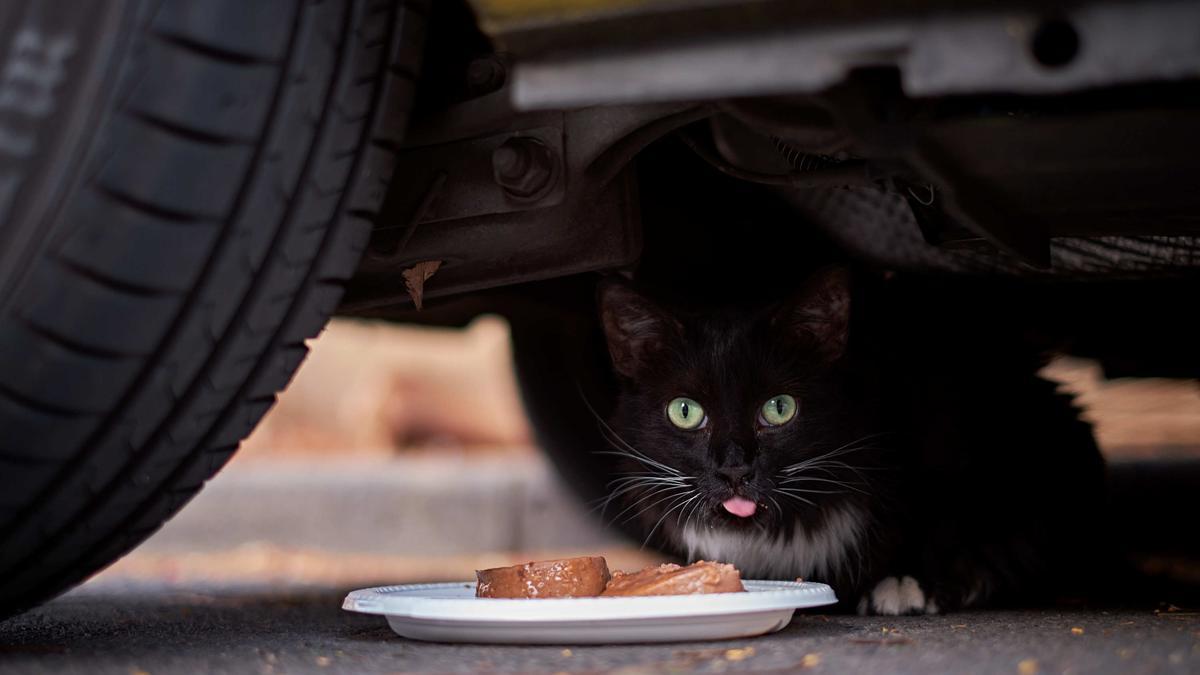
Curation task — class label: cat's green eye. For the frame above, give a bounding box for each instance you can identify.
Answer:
[760,394,797,426]
[666,397,706,430]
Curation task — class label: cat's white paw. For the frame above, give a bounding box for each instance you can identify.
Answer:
[859,575,938,615]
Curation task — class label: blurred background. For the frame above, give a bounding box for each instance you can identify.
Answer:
[90,317,1200,589]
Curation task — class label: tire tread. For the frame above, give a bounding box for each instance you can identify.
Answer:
[0,0,425,614]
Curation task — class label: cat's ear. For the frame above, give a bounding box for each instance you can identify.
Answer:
[776,267,852,361]
[598,278,681,379]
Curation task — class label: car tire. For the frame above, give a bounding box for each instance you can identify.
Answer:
[0,0,425,616]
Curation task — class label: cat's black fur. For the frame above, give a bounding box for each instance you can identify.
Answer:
[597,267,1106,614]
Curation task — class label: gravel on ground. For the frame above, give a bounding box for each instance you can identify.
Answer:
[1,582,1196,675]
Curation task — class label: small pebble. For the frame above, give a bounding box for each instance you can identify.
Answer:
[724,647,754,661]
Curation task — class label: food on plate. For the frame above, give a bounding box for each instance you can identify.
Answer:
[474,557,746,598]
[601,560,745,596]
[475,556,611,598]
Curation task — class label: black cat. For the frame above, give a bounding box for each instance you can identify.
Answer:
[596,267,1106,614]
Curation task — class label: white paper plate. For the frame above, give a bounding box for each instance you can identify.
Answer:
[343,580,837,644]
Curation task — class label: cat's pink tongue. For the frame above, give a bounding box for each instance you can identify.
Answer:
[722,497,757,518]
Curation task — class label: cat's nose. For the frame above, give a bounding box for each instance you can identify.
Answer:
[716,466,754,485]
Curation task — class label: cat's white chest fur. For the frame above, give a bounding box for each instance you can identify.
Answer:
[679,505,866,580]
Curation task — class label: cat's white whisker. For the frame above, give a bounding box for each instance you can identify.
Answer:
[595,431,685,474]
[608,475,688,489]
[641,492,695,549]
[772,488,818,508]
[780,444,891,485]
[603,482,686,504]
[597,488,660,521]
[777,475,869,495]
[778,474,864,485]
[595,448,684,477]
[593,487,639,516]
[766,495,785,520]
[614,469,688,479]
[602,479,681,505]
[600,462,692,508]
[673,493,703,528]
[616,485,692,524]
[780,432,894,475]
[788,457,874,471]
[593,475,687,516]
[581,389,686,477]
[684,496,705,532]
[777,486,844,495]
[782,452,876,475]
[609,480,685,508]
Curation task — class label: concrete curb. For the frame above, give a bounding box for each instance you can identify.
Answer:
[136,454,623,557]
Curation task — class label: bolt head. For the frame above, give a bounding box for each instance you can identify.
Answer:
[492,137,557,201]
[466,56,506,94]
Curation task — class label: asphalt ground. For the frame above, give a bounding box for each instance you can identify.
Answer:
[2,457,1197,674]
[1,582,1197,675]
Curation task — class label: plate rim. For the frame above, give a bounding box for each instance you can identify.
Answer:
[343,579,837,622]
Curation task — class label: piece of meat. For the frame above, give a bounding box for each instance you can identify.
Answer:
[601,560,745,596]
[475,556,611,598]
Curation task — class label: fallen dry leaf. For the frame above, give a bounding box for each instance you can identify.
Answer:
[667,648,730,669]
[724,647,755,661]
[402,260,442,310]
[801,653,822,668]
[1017,658,1039,675]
